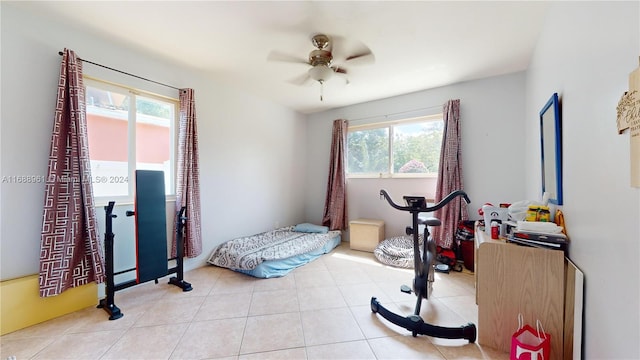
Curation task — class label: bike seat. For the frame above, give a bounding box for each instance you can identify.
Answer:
[418,217,441,227]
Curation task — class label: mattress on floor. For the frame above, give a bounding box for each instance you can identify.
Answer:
[207,226,341,278]
[235,234,341,278]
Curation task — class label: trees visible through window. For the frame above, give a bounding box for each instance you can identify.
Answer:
[347,115,443,177]
[85,79,177,199]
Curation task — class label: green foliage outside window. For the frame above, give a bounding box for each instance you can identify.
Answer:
[119,96,172,119]
[347,128,389,174]
[393,121,443,173]
[136,98,172,119]
[347,118,443,176]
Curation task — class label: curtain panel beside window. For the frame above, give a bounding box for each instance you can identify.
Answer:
[432,99,468,249]
[39,48,105,297]
[322,119,348,231]
[173,88,202,258]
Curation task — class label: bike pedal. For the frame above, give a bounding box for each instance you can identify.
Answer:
[400,284,412,294]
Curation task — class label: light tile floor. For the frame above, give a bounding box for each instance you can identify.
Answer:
[1,243,510,359]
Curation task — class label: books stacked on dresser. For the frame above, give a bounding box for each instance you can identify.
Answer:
[507,220,569,252]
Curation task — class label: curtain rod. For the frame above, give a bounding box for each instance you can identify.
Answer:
[347,104,443,124]
[58,51,181,91]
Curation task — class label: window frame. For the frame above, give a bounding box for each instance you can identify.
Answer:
[346,113,443,179]
[83,76,179,205]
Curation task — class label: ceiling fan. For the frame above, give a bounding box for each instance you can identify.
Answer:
[268,34,374,100]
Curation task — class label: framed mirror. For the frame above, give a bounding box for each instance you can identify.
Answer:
[540,93,563,205]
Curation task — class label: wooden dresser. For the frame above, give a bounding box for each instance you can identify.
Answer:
[474,222,582,360]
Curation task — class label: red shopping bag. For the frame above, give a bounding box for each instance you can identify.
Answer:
[510,315,551,360]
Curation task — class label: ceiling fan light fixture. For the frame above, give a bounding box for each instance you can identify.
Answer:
[308,65,334,82]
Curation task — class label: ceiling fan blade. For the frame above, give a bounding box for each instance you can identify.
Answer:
[345,49,374,63]
[267,50,309,64]
[333,70,350,85]
[287,72,313,86]
[326,34,375,66]
[331,66,347,74]
[327,34,346,62]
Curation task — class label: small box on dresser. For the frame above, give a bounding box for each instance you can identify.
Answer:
[349,219,385,252]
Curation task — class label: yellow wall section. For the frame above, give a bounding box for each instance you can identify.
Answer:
[0,275,98,335]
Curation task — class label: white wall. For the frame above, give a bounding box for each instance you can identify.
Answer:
[305,72,527,238]
[0,3,307,281]
[525,2,639,358]
[4,3,638,356]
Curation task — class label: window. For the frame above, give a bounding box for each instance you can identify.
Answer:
[84,78,177,200]
[346,114,443,177]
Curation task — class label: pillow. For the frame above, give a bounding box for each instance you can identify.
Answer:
[294,223,329,234]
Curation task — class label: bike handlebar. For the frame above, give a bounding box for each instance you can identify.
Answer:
[379,189,471,213]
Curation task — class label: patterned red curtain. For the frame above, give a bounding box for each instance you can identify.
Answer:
[39,49,105,297]
[432,99,468,249]
[172,88,202,258]
[322,119,348,231]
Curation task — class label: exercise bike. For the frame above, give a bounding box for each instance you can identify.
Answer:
[371,189,476,342]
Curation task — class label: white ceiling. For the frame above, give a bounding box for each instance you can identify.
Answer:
[13,1,549,114]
